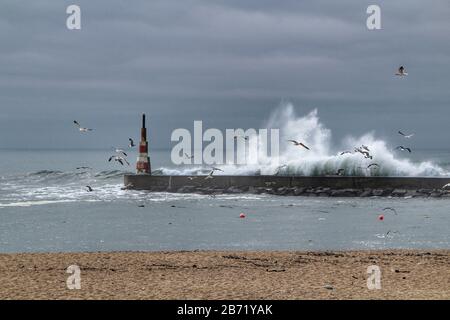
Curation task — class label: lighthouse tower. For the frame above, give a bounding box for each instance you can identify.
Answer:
[136,114,151,174]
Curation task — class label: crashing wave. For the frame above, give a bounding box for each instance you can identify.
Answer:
[158,103,448,177]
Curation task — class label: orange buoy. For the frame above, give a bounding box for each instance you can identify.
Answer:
[239,213,246,218]
[378,214,384,221]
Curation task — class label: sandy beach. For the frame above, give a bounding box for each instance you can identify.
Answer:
[0,250,449,300]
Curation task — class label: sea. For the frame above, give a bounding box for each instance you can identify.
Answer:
[0,148,449,253]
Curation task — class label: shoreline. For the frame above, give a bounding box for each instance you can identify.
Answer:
[1,250,449,299]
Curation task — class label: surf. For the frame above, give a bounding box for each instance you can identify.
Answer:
[159,103,448,177]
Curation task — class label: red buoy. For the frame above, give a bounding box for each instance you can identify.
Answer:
[378,214,384,221]
[239,213,246,218]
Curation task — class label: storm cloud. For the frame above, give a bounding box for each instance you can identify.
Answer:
[0,0,449,149]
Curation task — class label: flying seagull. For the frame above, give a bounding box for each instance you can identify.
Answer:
[383,207,398,215]
[395,146,412,153]
[398,131,414,139]
[128,138,135,147]
[361,145,370,152]
[386,230,400,236]
[113,148,128,157]
[336,169,345,176]
[73,120,93,132]
[275,165,287,175]
[287,140,310,150]
[76,166,92,170]
[108,155,130,166]
[85,186,93,192]
[442,183,450,190]
[340,151,353,155]
[234,134,249,141]
[121,183,134,190]
[185,153,194,160]
[367,163,380,169]
[355,148,373,159]
[395,66,408,76]
[204,167,224,179]
[205,171,215,180]
[187,176,197,180]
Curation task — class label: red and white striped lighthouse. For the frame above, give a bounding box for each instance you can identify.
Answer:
[136,114,151,174]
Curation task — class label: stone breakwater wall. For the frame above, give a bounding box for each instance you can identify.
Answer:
[124,175,450,198]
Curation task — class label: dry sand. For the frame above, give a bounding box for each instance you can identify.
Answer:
[0,250,449,300]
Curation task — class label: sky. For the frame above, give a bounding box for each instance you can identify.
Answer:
[0,0,449,150]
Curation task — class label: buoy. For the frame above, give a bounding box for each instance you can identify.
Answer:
[239,213,246,218]
[378,214,384,221]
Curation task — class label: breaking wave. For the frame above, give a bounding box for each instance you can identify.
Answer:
[159,103,448,177]
[2,169,133,185]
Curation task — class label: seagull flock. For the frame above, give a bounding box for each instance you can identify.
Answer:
[283,129,415,176]
[74,66,449,192]
[73,120,231,183]
[283,140,382,176]
[72,120,136,192]
[276,66,422,177]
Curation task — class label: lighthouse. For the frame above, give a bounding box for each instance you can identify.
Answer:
[136,114,151,174]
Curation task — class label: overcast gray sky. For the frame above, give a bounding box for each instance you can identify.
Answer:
[0,0,449,150]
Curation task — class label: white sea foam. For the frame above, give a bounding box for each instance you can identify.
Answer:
[0,199,79,207]
[159,103,448,177]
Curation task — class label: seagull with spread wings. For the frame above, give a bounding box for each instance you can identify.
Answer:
[234,134,249,141]
[73,120,93,132]
[395,146,412,153]
[108,155,130,166]
[355,147,373,159]
[113,148,128,157]
[398,131,414,139]
[275,165,287,176]
[395,66,408,76]
[205,171,215,180]
[204,167,224,179]
[287,140,310,150]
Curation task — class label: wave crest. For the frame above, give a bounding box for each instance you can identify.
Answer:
[159,103,448,177]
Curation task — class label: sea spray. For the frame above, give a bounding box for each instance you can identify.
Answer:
[160,103,448,177]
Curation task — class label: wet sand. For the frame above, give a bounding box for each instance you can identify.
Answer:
[0,250,449,299]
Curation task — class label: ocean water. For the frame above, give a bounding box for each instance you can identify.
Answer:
[0,148,449,253]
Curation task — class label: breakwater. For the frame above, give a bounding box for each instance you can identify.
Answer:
[124,175,450,198]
